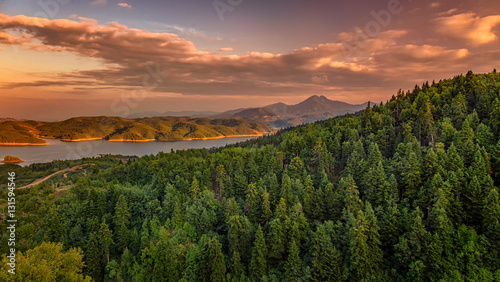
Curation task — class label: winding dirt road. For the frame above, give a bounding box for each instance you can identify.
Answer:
[18,164,95,189]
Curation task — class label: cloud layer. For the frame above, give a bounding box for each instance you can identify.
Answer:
[0,12,498,102]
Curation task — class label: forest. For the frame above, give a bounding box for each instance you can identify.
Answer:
[1,71,500,281]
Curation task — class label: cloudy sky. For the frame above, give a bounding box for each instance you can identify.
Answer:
[1,0,500,120]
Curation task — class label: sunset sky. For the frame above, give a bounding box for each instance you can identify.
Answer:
[1,0,500,120]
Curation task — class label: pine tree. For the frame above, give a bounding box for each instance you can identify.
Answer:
[215,164,226,198]
[310,225,342,281]
[46,206,64,242]
[115,194,131,251]
[491,140,500,184]
[364,161,386,206]
[367,142,383,169]
[208,237,226,282]
[427,188,454,280]
[417,172,448,216]
[304,175,316,219]
[153,237,169,282]
[489,98,500,134]
[403,151,422,201]
[423,99,436,145]
[350,210,370,281]
[469,146,489,179]
[189,176,200,198]
[267,218,286,264]
[311,137,334,175]
[288,156,305,180]
[445,144,466,184]
[312,186,326,221]
[247,157,260,184]
[261,189,272,224]
[98,221,114,265]
[274,197,287,220]
[482,189,500,265]
[285,239,302,280]
[246,183,261,223]
[227,215,253,264]
[281,174,293,207]
[465,176,487,225]
[455,119,476,165]
[395,208,429,278]
[340,175,363,215]
[266,173,280,208]
[231,250,244,281]
[376,195,401,264]
[423,148,438,179]
[323,182,340,220]
[345,140,367,186]
[249,225,268,280]
[365,203,384,276]
[289,202,309,243]
[86,232,104,281]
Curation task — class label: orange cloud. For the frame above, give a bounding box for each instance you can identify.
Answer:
[118,3,132,9]
[435,13,500,45]
[400,45,469,60]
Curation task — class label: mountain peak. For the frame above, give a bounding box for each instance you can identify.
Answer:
[300,95,331,106]
[303,95,329,103]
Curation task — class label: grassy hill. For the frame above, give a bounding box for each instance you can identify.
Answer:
[0,121,47,144]
[0,116,271,144]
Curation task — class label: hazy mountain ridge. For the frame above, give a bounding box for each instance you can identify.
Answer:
[128,110,220,119]
[216,95,368,128]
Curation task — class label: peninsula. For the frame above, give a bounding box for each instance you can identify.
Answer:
[0,116,271,145]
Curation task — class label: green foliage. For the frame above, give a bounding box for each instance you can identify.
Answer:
[0,242,91,281]
[249,225,268,280]
[285,239,302,280]
[4,71,500,281]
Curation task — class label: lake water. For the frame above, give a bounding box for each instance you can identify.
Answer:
[0,137,258,166]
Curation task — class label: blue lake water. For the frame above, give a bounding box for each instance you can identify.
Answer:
[0,137,258,166]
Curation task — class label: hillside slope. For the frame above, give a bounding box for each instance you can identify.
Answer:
[0,116,271,144]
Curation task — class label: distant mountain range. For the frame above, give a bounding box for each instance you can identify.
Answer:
[130,95,368,128]
[0,96,368,145]
[213,95,368,128]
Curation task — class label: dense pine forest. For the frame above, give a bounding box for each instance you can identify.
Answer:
[2,71,500,281]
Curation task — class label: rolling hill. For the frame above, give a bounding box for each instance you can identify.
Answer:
[0,116,271,144]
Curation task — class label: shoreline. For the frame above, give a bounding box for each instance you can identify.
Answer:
[0,142,49,146]
[108,133,267,142]
[40,136,104,142]
[1,133,269,145]
[0,160,25,164]
[156,133,267,142]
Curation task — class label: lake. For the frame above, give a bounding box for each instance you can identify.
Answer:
[0,137,259,166]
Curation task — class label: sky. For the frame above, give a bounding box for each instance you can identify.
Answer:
[1,0,500,120]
